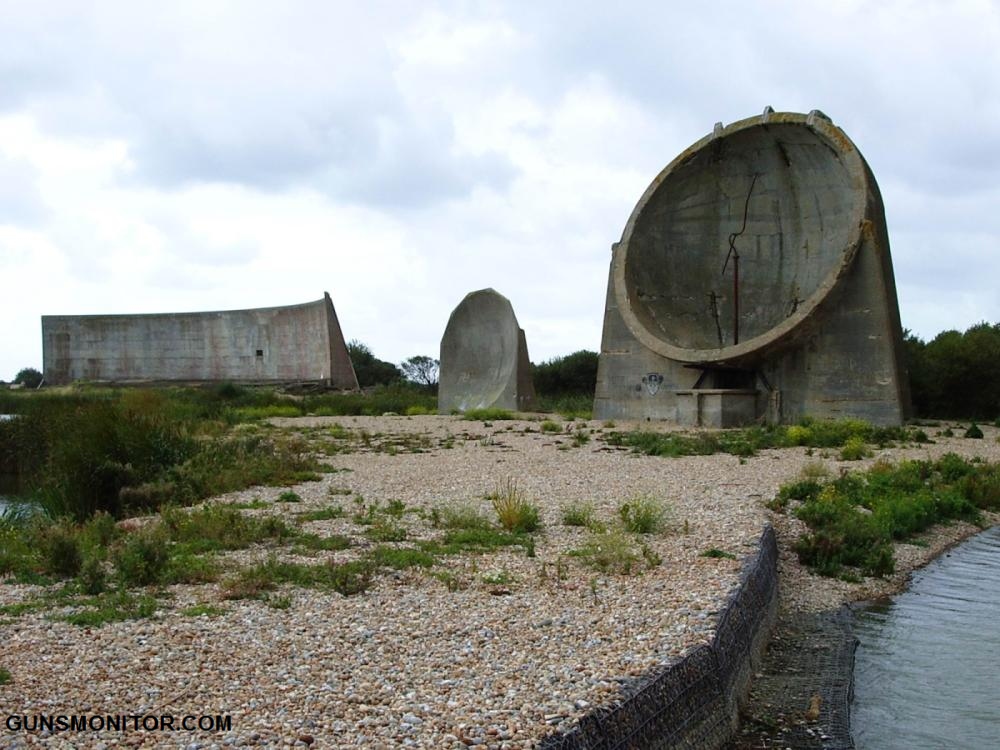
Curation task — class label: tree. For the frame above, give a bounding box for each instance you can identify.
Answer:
[346,341,402,388]
[400,355,439,388]
[531,350,599,396]
[13,367,43,389]
[904,323,1000,419]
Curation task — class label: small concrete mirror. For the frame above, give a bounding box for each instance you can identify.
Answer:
[438,288,537,414]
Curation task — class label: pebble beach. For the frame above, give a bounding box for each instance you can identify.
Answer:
[2,415,998,749]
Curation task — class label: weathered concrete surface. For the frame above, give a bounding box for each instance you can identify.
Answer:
[594,109,910,426]
[42,293,358,388]
[438,288,537,414]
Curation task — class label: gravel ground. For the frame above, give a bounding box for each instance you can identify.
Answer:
[2,416,998,749]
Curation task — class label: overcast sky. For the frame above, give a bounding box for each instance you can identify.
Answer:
[2,0,999,381]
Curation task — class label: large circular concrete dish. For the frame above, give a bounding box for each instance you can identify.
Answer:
[613,111,871,365]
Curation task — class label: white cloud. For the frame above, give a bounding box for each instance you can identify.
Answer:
[1,1,999,380]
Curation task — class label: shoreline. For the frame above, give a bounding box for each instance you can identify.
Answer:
[731,513,1000,749]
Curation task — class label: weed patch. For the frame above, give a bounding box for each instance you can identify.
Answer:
[463,408,516,421]
[570,531,642,575]
[561,502,596,528]
[367,546,435,570]
[181,603,226,617]
[56,589,159,627]
[700,548,737,560]
[619,496,668,534]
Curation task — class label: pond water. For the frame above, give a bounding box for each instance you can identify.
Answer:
[852,525,1000,748]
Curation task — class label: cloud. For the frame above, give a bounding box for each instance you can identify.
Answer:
[0,153,47,227]
[1,0,1000,380]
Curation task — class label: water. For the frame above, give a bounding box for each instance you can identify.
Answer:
[852,526,1000,748]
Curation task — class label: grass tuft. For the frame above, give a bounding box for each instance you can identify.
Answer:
[618,496,668,534]
[488,478,541,533]
[561,501,596,528]
[569,531,642,575]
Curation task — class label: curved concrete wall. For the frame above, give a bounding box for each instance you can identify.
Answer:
[42,293,358,388]
[595,109,910,426]
[438,288,537,414]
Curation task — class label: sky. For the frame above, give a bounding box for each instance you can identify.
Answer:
[2,0,999,382]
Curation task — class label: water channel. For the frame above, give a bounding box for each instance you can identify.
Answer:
[852,525,1000,748]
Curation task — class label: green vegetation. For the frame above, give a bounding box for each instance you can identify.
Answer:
[569,531,644,575]
[364,519,408,542]
[462,407,516,421]
[113,529,170,586]
[905,323,1000,419]
[0,666,11,685]
[297,505,346,522]
[481,569,515,586]
[161,504,294,552]
[535,393,593,420]
[488,478,541,533]
[367,545,435,570]
[14,368,43,389]
[618,496,668,534]
[540,420,561,433]
[57,589,159,627]
[531,350,598,397]
[430,527,530,555]
[965,423,984,439]
[0,390,326,520]
[181,603,226,617]
[561,501,597,528]
[434,503,492,531]
[222,557,375,599]
[399,355,439,390]
[839,436,873,461]
[347,340,402,387]
[773,454,1000,578]
[700,548,737,560]
[530,351,595,418]
[607,418,922,460]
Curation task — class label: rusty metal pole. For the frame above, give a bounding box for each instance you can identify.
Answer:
[733,251,740,345]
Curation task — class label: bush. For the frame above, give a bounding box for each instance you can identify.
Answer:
[78,555,107,594]
[786,453,992,577]
[114,529,170,586]
[840,436,872,461]
[965,423,984,439]
[41,521,83,578]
